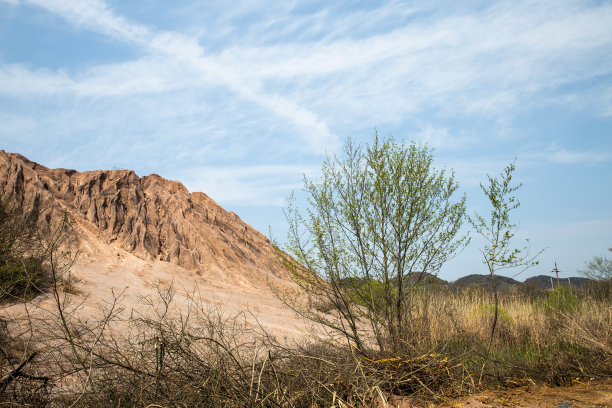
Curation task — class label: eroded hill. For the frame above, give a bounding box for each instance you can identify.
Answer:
[0,150,287,286]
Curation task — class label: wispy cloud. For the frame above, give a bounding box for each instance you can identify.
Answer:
[548,148,612,165]
[0,0,337,156]
[24,0,150,42]
[416,124,476,150]
[5,1,612,129]
[522,144,612,165]
[180,164,317,207]
[1,0,611,205]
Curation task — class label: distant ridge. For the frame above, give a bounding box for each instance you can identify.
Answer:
[448,273,595,292]
[450,274,520,293]
[523,275,595,290]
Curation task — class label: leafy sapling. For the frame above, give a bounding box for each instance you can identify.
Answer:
[470,160,542,359]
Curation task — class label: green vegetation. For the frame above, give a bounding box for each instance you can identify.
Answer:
[477,303,514,326]
[0,196,46,302]
[540,285,580,315]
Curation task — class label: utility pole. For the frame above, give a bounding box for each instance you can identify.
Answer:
[552,262,560,287]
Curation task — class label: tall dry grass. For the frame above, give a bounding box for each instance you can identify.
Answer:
[407,287,610,346]
[400,285,612,387]
[1,281,610,407]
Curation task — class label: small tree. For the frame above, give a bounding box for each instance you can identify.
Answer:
[278,133,468,353]
[579,248,612,294]
[470,161,541,358]
[579,249,612,281]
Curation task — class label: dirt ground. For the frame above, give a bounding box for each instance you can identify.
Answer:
[379,379,612,408]
[441,378,612,408]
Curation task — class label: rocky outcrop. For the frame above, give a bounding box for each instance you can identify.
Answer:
[0,150,285,283]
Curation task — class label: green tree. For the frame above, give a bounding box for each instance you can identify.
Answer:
[278,133,468,353]
[579,248,612,294]
[579,249,612,281]
[470,161,541,357]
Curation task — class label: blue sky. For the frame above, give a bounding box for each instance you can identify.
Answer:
[0,0,611,281]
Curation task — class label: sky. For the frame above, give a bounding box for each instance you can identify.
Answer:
[0,0,611,282]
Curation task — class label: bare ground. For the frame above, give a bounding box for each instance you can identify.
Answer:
[385,379,612,407]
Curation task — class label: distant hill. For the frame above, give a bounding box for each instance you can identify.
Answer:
[523,275,595,290]
[450,274,520,293]
[447,273,596,293]
[350,272,597,294]
[393,272,448,288]
[341,272,448,290]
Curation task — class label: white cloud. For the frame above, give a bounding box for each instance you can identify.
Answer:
[523,144,612,165]
[196,0,612,132]
[150,32,204,58]
[7,0,339,154]
[4,0,612,135]
[416,124,476,150]
[0,64,72,95]
[25,0,149,42]
[2,0,612,204]
[549,148,612,165]
[180,164,315,207]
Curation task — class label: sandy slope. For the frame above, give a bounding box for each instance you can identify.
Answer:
[51,220,309,339]
[0,149,308,338]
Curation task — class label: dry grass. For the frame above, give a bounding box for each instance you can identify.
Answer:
[401,286,612,387]
[1,282,610,407]
[407,287,611,348]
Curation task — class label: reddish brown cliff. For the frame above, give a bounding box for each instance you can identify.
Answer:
[0,150,285,284]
